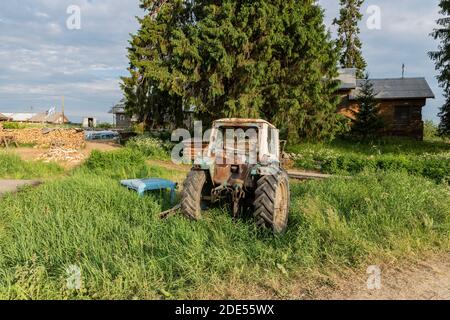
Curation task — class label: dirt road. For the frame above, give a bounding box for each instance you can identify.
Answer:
[318,254,450,300]
[0,180,40,196]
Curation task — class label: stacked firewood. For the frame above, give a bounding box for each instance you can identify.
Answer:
[0,128,85,149]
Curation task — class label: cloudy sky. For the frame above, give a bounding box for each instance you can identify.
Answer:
[0,0,444,123]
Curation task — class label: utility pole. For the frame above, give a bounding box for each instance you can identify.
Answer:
[402,63,405,79]
[62,96,65,124]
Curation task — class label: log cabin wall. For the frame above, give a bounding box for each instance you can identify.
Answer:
[338,98,426,140]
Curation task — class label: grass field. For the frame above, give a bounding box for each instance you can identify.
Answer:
[0,152,64,179]
[0,145,449,299]
[288,138,450,183]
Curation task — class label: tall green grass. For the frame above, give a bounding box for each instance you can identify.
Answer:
[126,136,172,161]
[0,167,449,299]
[0,152,63,179]
[289,139,450,183]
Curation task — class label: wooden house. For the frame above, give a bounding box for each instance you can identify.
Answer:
[337,69,435,140]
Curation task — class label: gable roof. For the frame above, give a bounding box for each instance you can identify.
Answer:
[349,78,435,100]
[0,113,11,121]
[29,112,69,124]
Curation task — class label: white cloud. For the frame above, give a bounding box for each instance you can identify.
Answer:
[35,11,50,18]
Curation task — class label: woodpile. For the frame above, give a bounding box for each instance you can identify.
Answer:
[38,147,85,163]
[0,128,85,149]
[0,136,19,148]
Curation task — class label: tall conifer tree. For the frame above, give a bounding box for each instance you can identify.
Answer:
[122,0,345,141]
[429,0,450,137]
[334,0,367,79]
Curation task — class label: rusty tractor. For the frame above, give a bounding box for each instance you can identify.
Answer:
[181,119,290,234]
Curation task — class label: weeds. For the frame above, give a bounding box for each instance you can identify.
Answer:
[126,136,172,161]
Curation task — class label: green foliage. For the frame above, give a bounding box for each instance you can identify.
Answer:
[290,140,450,183]
[351,75,384,139]
[0,170,449,299]
[123,0,343,142]
[96,123,113,129]
[126,136,172,160]
[0,152,63,179]
[424,120,439,140]
[429,0,450,136]
[1,122,27,130]
[333,0,367,78]
[82,149,150,180]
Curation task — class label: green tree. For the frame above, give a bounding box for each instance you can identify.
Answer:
[429,0,450,137]
[123,0,345,141]
[352,74,384,139]
[334,0,367,79]
[121,0,187,130]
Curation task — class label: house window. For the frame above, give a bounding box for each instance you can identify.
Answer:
[394,106,411,125]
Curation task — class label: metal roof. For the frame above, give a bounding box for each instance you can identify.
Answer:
[350,78,435,100]
[213,118,277,129]
[337,68,358,90]
[1,113,37,122]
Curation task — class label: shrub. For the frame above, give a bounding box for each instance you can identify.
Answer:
[1,122,26,130]
[290,140,450,184]
[126,136,172,160]
[97,123,113,129]
[82,148,149,179]
[424,120,439,140]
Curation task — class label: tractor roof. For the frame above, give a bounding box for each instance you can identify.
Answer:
[213,118,276,129]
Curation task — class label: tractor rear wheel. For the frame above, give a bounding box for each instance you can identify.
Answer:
[254,171,290,234]
[181,170,209,220]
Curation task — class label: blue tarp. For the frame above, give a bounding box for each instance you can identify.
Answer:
[85,131,120,141]
[121,178,177,204]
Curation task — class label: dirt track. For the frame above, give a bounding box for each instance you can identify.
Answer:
[319,254,450,300]
[0,180,40,196]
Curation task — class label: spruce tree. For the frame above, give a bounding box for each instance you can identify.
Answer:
[352,74,384,140]
[334,0,367,79]
[123,0,344,141]
[429,0,450,137]
[121,0,188,130]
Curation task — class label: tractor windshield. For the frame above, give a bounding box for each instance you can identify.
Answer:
[211,125,259,165]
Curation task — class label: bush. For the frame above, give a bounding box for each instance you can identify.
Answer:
[290,140,450,184]
[82,148,150,180]
[97,123,113,129]
[424,120,439,140]
[1,122,26,130]
[126,136,172,160]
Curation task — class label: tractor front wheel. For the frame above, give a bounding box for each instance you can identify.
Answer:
[254,171,290,234]
[181,170,210,220]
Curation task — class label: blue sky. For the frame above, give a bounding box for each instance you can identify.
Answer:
[0,0,444,123]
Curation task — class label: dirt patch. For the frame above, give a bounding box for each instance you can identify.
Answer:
[0,180,41,196]
[318,254,450,300]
